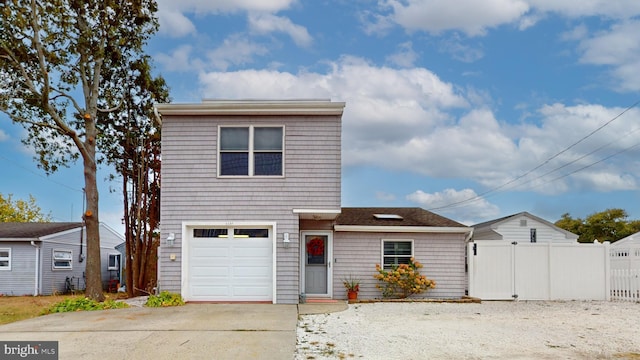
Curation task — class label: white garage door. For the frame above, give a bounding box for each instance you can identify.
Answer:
[184,227,273,302]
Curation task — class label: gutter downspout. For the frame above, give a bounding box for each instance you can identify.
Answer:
[30,241,40,296]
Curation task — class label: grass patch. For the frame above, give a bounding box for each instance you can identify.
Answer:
[0,295,81,325]
[0,293,129,325]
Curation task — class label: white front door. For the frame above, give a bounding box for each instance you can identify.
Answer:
[302,232,332,297]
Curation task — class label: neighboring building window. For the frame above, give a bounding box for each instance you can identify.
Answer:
[108,253,121,270]
[52,249,72,270]
[0,248,10,270]
[382,240,413,269]
[530,228,537,243]
[219,126,283,176]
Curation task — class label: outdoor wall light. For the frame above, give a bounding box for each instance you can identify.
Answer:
[283,232,290,248]
[167,233,175,247]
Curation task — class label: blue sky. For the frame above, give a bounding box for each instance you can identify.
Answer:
[2,0,640,233]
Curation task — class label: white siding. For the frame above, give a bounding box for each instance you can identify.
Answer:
[160,114,342,303]
[483,216,575,243]
[332,232,467,300]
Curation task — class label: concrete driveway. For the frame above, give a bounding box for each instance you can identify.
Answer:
[1,304,300,360]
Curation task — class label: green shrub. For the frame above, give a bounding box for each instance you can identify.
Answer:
[42,297,129,314]
[373,258,436,298]
[145,291,185,307]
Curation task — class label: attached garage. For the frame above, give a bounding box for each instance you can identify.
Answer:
[181,224,276,302]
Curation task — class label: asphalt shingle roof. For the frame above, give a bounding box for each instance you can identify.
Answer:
[0,222,83,239]
[335,207,467,227]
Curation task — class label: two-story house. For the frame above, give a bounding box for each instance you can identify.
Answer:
[155,99,471,304]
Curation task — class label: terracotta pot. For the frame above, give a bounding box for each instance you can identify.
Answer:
[347,290,358,300]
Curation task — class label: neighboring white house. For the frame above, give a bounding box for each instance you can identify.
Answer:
[0,222,124,296]
[610,231,640,270]
[471,212,578,243]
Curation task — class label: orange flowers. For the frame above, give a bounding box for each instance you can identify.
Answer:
[373,258,436,298]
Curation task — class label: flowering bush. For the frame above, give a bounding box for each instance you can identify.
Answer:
[373,258,436,298]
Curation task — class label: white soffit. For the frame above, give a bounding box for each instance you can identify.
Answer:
[293,209,342,221]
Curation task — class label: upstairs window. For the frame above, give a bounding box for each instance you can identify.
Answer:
[530,228,537,243]
[219,126,283,176]
[0,248,10,270]
[53,249,72,270]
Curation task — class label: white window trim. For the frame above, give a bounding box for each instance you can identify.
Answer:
[108,253,121,270]
[217,125,285,178]
[52,249,73,270]
[381,239,414,269]
[0,248,11,270]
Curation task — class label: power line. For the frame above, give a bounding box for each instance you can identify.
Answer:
[427,99,640,212]
[0,153,83,193]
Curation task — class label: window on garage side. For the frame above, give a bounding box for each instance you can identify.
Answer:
[219,126,283,176]
[0,248,10,270]
[382,240,413,269]
[53,249,72,270]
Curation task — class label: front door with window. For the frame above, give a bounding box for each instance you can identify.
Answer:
[303,233,331,296]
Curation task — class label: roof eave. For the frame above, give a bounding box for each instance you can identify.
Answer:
[334,225,472,233]
[155,100,346,116]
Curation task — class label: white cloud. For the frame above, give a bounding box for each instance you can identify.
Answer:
[528,0,640,19]
[198,57,640,195]
[207,34,270,71]
[373,0,640,38]
[157,8,196,37]
[438,35,484,63]
[248,13,313,47]
[386,42,419,68]
[576,20,640,91]
[156,0,297,38]
[155,45,203,72]
[380,0,530,36]
[406,188,500,224]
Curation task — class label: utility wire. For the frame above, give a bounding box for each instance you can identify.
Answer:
[427,99,640,212]
[0,153,83,192]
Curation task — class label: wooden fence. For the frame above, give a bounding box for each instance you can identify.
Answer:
[610,269,640,302]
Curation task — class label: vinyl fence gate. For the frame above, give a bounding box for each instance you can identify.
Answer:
[468,241,610,301]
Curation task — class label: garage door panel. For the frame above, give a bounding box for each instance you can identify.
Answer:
[185,232,273,302]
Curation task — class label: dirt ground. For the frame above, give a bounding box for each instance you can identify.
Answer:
[295,300,640,360]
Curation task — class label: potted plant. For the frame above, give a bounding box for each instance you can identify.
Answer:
[342,275,360,301]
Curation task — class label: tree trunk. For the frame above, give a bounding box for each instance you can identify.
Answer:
[83,147,104,302]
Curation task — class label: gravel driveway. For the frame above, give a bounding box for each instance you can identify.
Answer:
[295,301,640,359]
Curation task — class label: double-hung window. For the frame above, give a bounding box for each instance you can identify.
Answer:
[53,249,72,270]
[382,240,413,269]
[0,248,10,270]
[219,126,284,176]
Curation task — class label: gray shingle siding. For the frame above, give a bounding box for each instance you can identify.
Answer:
[159,113,342,303]
[332,232,467,300]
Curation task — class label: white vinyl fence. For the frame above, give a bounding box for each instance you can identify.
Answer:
[468,241,610,301]
[611,269,640,302]
[610,245,640,302]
